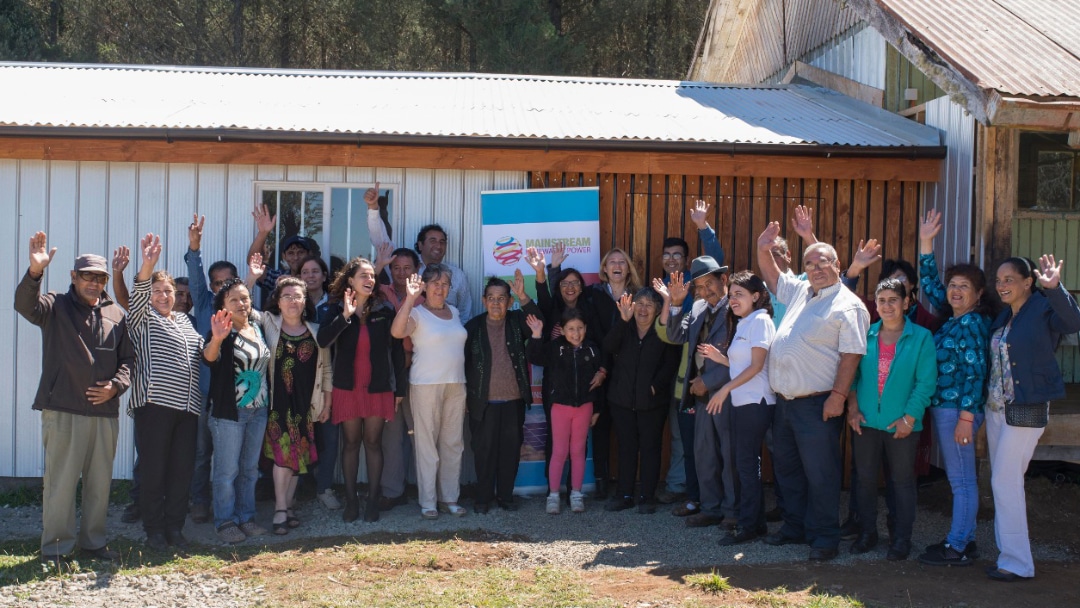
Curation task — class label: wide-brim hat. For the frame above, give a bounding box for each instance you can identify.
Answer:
[689,256,729,282]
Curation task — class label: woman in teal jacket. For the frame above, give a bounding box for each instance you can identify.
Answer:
[847,278,937,561]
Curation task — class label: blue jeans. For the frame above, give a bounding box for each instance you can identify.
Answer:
[773,394,843,549]
[314,420,340,493]
[209,407,268,529]
[931,407,983,551]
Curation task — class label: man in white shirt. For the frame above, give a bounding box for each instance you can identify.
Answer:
[755,221,869,562]
[365,185,473,322]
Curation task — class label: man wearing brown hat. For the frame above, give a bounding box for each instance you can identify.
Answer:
[15,232,134,568]
[657,255,737,529]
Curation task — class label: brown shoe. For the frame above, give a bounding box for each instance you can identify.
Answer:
[685,512,725,527]
[671,501,701,517]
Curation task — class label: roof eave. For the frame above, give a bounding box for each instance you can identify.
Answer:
[0,126,947,159]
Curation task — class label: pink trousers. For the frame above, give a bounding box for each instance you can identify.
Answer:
[549,402,593,492]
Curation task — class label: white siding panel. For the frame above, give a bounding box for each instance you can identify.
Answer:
[226,166,257,269]
[316,166,346,183]
[403,168,435,238]
[433,169,465,262]
[286,165,316,182]
[923,96,975,272]
[0,160,19,476]
[345,167,376,184]
[106,163,140,479]
[257,165,286,181]
[15,161,48,477]
[166,164,199,275]
[195,164,229,272]
[47,162,79,295]
[137,164,168,239]
[375,167,405,242]
[77,162,110,258]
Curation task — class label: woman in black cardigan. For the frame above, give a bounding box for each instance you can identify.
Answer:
[317,257,405,522]
[602,287,680,514]
[464,271,543,513]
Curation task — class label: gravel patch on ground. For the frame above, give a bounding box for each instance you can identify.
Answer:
[1,490,1074,607]
[0,571,263,608]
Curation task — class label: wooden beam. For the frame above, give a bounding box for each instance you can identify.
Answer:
[784,61,885,107]
[0,136,943,182]
[984,126,1019,263]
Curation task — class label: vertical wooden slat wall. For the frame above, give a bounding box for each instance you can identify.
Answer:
[531,172,923,300]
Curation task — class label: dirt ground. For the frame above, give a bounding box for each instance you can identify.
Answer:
[218,476,1080,608]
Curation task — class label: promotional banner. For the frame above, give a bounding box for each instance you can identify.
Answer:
[480,187,601,495]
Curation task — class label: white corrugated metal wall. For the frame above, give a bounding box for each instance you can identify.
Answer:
[923,96,976,272]
[802,24,887,90]
[2,159,526,479]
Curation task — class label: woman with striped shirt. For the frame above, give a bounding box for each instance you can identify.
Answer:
[127,233,204,552]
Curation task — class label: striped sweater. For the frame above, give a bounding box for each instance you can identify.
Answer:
[127,278,204,415]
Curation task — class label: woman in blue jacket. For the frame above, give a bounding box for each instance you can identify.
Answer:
[984,254,1080,582]
[847,278,937,561]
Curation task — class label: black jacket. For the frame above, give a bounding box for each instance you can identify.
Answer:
[526,336,603,408]
[603,317,681,411]
[464,302,542,421]
[203,311,266,422]
[316,301,406,398]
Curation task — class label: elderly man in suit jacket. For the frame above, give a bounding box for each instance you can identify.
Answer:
[657,256,735,528]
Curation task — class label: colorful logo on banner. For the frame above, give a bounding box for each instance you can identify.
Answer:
[480,187,601,495]
[492,236,524,266]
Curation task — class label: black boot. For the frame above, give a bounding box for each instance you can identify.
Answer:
[363,497,380,522]
[342,495,360,523]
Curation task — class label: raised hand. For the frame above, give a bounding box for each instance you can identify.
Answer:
[112,246,131,275]
[697,342,728,366]
[364,182,381,210]
[512,268,528,300]
[616,292,634,321]
[651,277,670,303]
[248,252,266,282]
[342,287,358,318]
[919,209,942,244]
[757,221,781,253]
[549,241,568,268]
[404,273,424,300]
[374,241,395,276]
[252,203,275,234]
[525,246,546,273]
[28,231,57,275]
[140,233,162,266]
[188,214,205,251]
[848,238,882,276]
[525,313,544,337]
[210,309,233,339]
[668,271,689,306]
[689,199,711,230]
[1035,254,1064,289]
[791,205,814,242]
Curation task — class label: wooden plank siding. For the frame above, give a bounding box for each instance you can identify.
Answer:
[1013,217,1080,382]
[530,172,922,300]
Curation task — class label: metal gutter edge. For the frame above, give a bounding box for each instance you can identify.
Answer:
[0,127,948,159]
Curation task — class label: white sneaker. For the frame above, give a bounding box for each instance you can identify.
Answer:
[546,493,561,515]
[570,491,585,513]
[318,489,342,510]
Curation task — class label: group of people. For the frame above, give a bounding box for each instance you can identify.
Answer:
[18,192,1077,583]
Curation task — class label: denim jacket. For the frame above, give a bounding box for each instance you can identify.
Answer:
[989,284,1080,404]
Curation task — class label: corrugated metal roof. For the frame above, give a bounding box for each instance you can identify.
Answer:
[0,62,941,148]
[879,0,1080,98]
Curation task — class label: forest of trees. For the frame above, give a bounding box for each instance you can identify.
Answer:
[0,0,709,79]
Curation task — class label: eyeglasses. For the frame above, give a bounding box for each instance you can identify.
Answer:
[77,271,108,284]
[803,259,837,272]
[485,296,509,304]
[560,280,582,288]
[279,294,306,302]
[661,252,685,261]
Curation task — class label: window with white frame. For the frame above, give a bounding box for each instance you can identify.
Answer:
[255,182,395,277]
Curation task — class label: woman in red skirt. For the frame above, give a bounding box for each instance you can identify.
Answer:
[317,257,406,522]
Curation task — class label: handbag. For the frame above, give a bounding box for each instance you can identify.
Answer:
[1004,401,1049,428]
